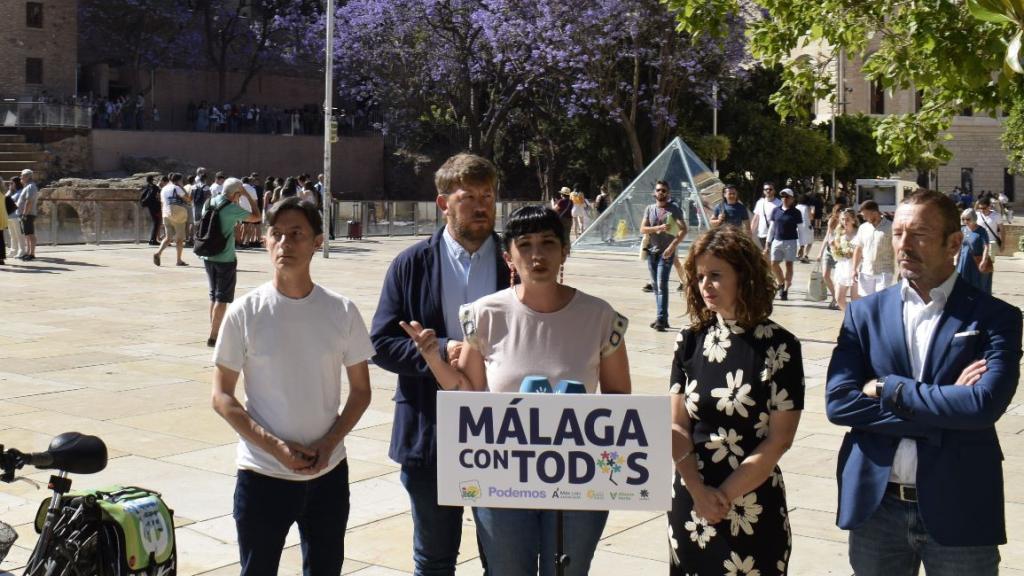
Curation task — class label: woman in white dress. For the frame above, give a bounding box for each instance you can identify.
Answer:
[795,194,814,262]
[815,205,843,310]
[830,208,858,311]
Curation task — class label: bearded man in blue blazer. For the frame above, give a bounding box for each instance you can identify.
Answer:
[826,189,1022,576]
[371,153,508,575]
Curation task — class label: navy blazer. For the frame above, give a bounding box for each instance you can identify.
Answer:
[370,227,510,468]
[826,278,1022,546]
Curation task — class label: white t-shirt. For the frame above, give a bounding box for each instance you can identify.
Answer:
[852,218,894,276]
[460,288,628,394]
[213,282,375,480]
[210,182,224,197]
[753,197,782,237]
[160,184,186,217]
[977,210,1001,244]
[239,184,257,213]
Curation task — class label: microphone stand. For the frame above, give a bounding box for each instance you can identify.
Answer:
[519,376,585,576]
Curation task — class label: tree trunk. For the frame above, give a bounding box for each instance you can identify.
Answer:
[618,109,645,172]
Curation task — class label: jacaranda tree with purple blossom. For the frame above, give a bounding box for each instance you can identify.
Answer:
[530,0,748,170]
[80,0,321,102]
[329,0,748,168]
[79,0,199,94]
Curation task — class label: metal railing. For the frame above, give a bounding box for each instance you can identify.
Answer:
[23,199,537,246]
[0,102,92,129]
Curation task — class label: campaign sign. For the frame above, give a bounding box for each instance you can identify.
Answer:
[437,392,671,511]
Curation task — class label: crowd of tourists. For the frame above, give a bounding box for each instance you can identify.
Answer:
[0,169,40,264]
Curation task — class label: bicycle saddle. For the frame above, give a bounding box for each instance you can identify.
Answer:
[38,432,107,474]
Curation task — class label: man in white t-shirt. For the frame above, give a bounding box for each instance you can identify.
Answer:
[997,191,1013,223]
[976,197,1003,252]
[209,171,226,197]
[851,200,895,296]
[750,181,782,249]
[212,197,373,575]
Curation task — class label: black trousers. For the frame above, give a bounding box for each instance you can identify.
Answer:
[148,206,162,242]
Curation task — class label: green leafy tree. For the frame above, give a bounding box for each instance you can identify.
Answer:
[715,66,846,201]
[663,0,1023,170]
[826,114,902,182]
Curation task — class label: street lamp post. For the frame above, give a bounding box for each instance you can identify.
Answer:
[321,0,335,258]
[831,47,846,200]
[712,81,719,176]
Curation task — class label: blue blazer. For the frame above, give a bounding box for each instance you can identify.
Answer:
[370,227,510,468]
[826,278,1022,546]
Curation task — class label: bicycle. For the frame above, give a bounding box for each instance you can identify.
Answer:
[0,432,108,576]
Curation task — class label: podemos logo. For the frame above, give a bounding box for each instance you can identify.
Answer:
[460,481,481,501]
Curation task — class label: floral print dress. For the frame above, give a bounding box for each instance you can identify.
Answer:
[667,315,804,576]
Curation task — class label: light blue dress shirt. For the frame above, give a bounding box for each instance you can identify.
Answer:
[440,226,497,343]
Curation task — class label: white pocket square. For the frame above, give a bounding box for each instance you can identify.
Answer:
[953,330,979,338]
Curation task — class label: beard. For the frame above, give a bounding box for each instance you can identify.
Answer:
[454,215,495,243]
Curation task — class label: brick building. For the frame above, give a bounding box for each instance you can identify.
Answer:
[0,1,78,100]
[801,41,1020,204]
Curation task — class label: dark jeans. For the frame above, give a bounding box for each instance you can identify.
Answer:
[646,250,672,324]
[472,508,607,576]
[400,464,466,576]
[234,460,350,576]
[148,206,162,243]
[849,493,999,576]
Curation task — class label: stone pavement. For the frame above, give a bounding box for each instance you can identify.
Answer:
[1,238,1022,576]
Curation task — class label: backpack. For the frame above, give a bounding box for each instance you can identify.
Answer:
[191,184,209,212]
[193,199,229,257]
[138,184,157,208]
[34,485,176,576]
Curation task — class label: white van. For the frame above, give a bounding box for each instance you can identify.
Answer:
[854,179,918,214]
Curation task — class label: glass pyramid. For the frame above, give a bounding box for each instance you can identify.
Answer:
[573,137,724,253]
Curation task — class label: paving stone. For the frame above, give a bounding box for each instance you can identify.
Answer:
[0,241,1020,573]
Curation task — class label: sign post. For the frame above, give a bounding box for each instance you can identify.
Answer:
[436,392,672,511]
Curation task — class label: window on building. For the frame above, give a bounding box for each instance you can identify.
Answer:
[961,107,974,117]
[915,90,923,112]
[25,58,43,85]
[26,2,43,28]
[870,81,885,114]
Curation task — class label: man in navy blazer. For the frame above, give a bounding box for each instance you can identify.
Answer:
[826,189,1022,575]
[371,153,509,575]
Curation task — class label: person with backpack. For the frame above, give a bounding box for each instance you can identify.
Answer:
[191,169,210,243]
[139,175,163,245]
[153,173,191,267]
[198,177,260,347]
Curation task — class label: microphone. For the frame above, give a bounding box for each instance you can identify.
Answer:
[519,376,553,393]
[519,376,585,395]
[554,380,585,395]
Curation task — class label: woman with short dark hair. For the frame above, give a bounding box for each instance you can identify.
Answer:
[668,225,804,575]
[402,205,631,575]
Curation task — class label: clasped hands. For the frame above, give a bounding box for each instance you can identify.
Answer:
[271,435,339,475]
[691,483,732,524]
[861,359,987,397]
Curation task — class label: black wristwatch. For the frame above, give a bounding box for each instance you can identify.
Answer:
[875,377,885,398]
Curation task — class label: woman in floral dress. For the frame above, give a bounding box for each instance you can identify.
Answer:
[668,225,804,575]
